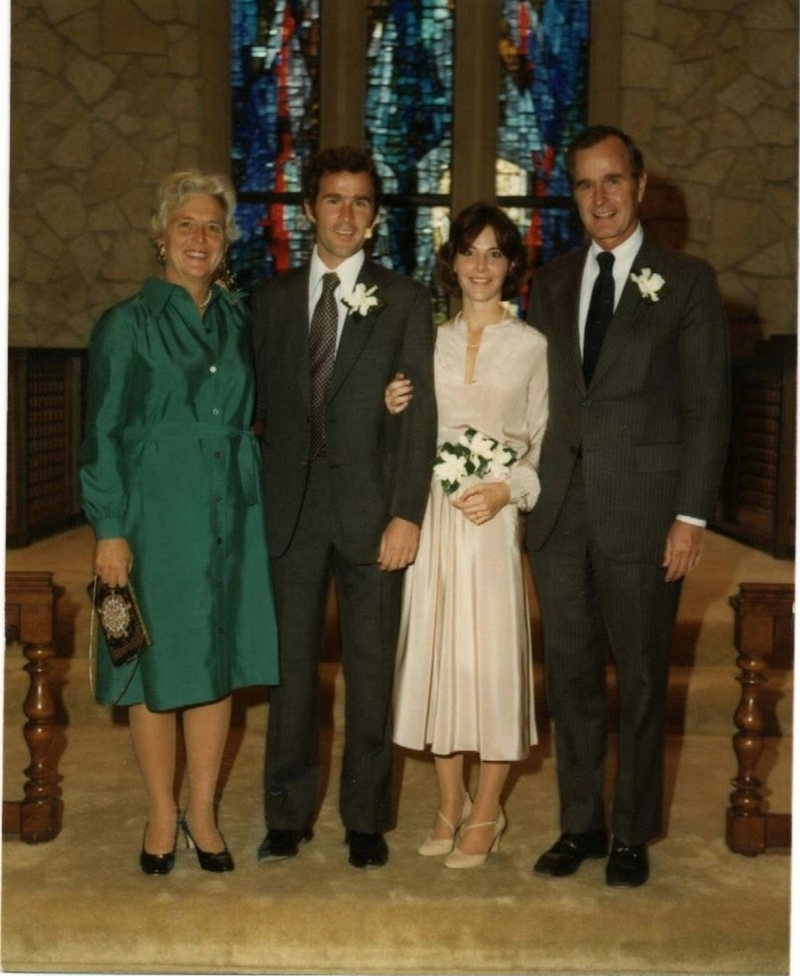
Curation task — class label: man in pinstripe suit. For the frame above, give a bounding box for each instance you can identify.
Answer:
[526,126,730,887]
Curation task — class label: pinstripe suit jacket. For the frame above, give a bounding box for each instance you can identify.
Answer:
[252,259,437,563]
[526,234,730,563]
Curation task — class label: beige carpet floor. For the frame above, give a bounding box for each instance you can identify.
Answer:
[1,525,795,975]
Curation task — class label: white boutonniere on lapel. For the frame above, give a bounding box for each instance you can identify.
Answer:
[341,283,385,319]
[630,268,666,303]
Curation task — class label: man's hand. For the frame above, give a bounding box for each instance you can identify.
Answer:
[94,537,134,587]
[377,517,420,571]
[662,520,704,582]
[453,482,511,526]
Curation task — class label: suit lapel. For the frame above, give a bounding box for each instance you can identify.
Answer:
[329,261,382,399]
[548,248,587,393]
[285,267,312,405]
[588,236,660,389]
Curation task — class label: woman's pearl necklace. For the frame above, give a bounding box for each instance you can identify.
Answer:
[197,290,212,310]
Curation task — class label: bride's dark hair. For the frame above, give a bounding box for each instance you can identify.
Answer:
[436,202,529,300]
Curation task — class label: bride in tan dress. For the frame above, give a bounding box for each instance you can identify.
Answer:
[388,203,548,868]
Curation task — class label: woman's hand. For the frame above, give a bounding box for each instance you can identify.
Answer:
[94,537,133,587]
[453,482,511,525]
[385,372,414,415]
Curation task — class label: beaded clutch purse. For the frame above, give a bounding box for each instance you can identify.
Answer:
[88,578,152,667]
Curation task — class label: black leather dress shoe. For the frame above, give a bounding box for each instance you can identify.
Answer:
[533,829,609,877]
[257,827,313,862]
[605,839,649,887]
[346,830,389,869]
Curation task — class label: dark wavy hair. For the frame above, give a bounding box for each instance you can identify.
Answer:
[436,202,528,300]
[565,125,645,187]
[302,145,383,215]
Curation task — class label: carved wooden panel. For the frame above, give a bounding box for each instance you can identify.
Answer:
[6,349,86,548]
[711,335,796,558]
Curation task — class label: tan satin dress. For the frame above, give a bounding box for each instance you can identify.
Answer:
[393,314,548,761]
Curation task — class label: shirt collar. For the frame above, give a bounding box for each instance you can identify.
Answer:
[309,247,366,299]
[589,222,644,266]
[141,277,235,317]
[142,276,176,317]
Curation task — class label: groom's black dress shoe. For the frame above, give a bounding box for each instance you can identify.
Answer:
[605,839,649,887]
[533,829,609,877]
[346,830,389,869]
[257,827,313,861]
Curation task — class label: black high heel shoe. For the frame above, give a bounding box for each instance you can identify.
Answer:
[179,818,234,872]
[140,824,177,875]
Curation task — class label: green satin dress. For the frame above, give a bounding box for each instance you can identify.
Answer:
[80,277,279,709]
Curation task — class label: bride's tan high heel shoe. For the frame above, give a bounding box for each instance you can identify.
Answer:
[418,793,473,856]
[444,809,506,869]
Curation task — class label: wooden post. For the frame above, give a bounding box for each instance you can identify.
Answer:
[726,582,793,855]
[3,571,63,843]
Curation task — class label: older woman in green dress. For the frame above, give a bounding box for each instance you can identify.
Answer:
[80,171,279,875]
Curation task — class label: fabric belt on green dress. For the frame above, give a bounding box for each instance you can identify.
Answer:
[120,423,260,504]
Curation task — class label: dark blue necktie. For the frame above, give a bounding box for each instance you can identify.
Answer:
[583,251,615,385]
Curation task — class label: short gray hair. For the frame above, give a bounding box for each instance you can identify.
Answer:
[150,170,239,243]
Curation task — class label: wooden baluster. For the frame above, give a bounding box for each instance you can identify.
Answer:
[19,636,63,842]
[3,571,63,843]
[727,599,769,854]
[726,583,794,856]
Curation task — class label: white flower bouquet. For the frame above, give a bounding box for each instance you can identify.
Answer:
[433,428,518,496]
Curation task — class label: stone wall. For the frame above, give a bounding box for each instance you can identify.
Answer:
[10,0,204,347]
[620,0,797,337]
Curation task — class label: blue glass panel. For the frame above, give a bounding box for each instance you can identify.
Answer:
[366,0,453,319]
[230,0,320,290]
[498,0,589,271]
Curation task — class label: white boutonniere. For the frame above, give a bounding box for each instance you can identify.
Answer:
[630,268,666,302]
[341,283,385,318]
[433,428,518,496]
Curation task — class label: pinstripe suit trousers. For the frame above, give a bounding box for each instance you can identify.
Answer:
[528,460,682,846]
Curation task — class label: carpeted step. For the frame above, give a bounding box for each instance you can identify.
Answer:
[1,718,791,976]
[4,527,792,976]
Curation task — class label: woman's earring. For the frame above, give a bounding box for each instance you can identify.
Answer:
[154,240,166,266]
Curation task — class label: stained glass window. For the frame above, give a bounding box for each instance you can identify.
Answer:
[230,0,320,292]
[229,0,589,310]
[365,0,453,319]
[498,0,589,296]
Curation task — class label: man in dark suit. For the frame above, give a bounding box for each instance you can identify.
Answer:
[251,146,436,869]
[526,126,730,887]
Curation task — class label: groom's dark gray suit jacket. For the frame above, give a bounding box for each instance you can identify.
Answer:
[252,258,437,562]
